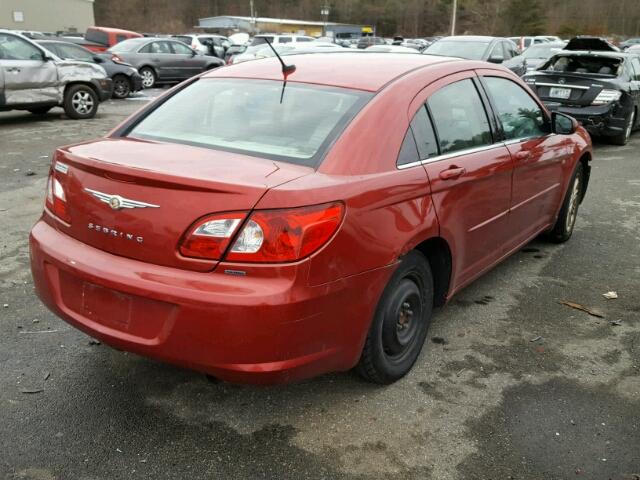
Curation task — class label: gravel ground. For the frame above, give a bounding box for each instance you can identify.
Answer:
[0,94,639,480]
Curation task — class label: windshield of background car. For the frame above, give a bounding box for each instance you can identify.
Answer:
[85,29,108,45]
[540,54,622,76]
[425,40,489,60]
[126,79,372,167]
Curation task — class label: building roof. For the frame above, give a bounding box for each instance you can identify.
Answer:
[204,52,460,92]
[199,15,341,28]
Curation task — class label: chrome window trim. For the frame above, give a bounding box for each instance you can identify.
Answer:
[397,143,503,170]
[533,82,590,91]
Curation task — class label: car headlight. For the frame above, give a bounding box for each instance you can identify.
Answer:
[592,89,622,105]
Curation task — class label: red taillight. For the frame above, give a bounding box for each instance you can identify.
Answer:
[179,212,247,260]
[179,203,344,263]
[45,171,71,223]
[227,202,344,263]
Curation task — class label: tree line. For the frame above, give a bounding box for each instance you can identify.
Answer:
[94,0,640,38]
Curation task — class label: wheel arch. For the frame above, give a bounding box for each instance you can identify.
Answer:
[578,151,591,203]
[412,236,452,307]
[63,81,99,99]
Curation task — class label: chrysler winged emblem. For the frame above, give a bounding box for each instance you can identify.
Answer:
[558,78,566,84]
[85,188,160,210]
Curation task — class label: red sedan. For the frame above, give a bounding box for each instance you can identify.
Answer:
[29,53,592,384]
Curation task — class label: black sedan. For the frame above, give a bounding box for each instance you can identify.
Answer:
[37,40,142,99]
[523,37,640,145]
[423,35,526,76]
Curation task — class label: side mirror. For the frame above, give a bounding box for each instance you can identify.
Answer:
[488,54,504,64]
[93,55,104,63]
[191,49,198,56]
[552,111,577,134]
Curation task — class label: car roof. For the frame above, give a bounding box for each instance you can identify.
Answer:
[204,52,462,92]
[554,50,631,59]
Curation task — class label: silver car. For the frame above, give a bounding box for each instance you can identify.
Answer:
[108,38,225,88]
[0,30,112,119]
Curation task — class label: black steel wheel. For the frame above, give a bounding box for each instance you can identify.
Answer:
[356,250,433,384]
[112,75,131,99]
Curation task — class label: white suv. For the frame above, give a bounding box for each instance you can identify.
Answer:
[250,34,315,47]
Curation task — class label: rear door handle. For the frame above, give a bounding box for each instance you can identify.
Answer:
[6,67,20,73]
[439,166,466,180]
[514,151,531,160]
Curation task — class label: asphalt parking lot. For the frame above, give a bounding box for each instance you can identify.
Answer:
[1,95,639,480]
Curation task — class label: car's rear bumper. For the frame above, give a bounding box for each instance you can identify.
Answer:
[544,101,628,137]
[29,219,392,384]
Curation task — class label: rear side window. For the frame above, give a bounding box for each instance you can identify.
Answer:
[251,36,274,46]
[297,37,313,42]
[396,130,420,167]
[427,79,492,155]
[0,34,42,61]
[116,34,127,44]
[127,79,372,167]
[410,106,439,160]
[57,43,94,61]
[483,77,548,140]
[541,54,621,76]
[279,37,292,44]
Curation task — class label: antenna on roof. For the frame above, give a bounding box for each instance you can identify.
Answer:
[262,37,296,103]
[262,36,297,77]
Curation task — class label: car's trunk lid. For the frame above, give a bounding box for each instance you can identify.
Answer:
[526,71,619,106]
[53,138,312,272]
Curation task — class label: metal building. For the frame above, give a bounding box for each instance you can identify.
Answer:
[0,0,95,33]
[198,15,369,39]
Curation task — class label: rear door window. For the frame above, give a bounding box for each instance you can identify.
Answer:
[483,76,548,140]
[170,42,193,55]
[57,43,94,61]
[427,79,492,154]
[279,37,292,44]
[396,130,420,167]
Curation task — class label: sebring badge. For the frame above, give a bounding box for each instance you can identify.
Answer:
[84,188,160,210]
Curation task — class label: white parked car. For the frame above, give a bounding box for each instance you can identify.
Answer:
[173,34,230,58]
[232,41,343,64]
[366,45,420,53]
[249,34,315,47]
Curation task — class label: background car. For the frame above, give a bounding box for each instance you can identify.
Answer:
[173,34,230,58]
[37,39,143,99]
[0,30,111,119]
[424,36,526,76]
[508,36,550,52]
[357,36,385,49]
[249,34,315,47]
[523,37,640,145]
[108,38,224,88]
[516,41,567,71]
[232,41,344,64]
[620,37,640,50]
[365,45,420,53]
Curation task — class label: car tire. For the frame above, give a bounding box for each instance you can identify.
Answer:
[356,250,434,384]
[610,110,635,146]
[547,162,584,243]
[112,74,131,99]
[139,67,156,88]
[63,85,98,120]
[28,107,52,115]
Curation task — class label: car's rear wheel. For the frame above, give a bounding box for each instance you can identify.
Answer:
[63,85,98,119]
[547,162,584,243]
[356,250,433,384]
[112,74,131,99]
[139,67,156,88]
[28,107,52,115]
[610,109,635,146]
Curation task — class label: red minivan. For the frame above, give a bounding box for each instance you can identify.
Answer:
[83,26,143,52]
[30,53,592,384]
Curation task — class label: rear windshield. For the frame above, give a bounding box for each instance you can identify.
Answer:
[540,54,621,76]
[126,79,371,167]
[85,29,108,46]
[110,39,145,53]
